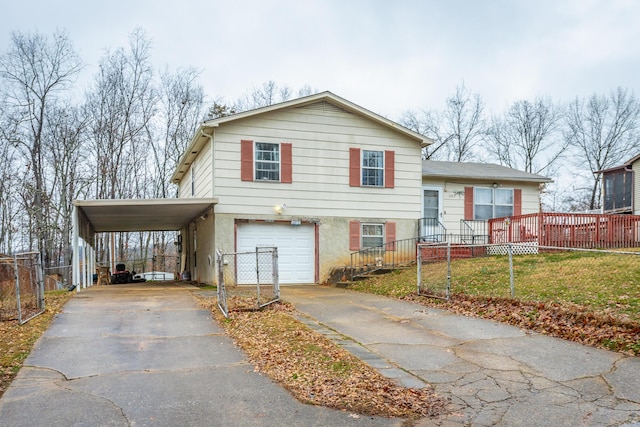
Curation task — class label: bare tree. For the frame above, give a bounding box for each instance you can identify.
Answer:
[42,103,89,266]
[400,109,447,159]
[153,66,205,197]
[0,30,81,258]
[208,82,317,119]
[84,28,156,262]
[487,97,565,174]
[564,87,640,210]
[400,84,485,161]
[85,27,156,201]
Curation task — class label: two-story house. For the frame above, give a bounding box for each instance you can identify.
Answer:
[70,92,552,288]
[171,92,430,284]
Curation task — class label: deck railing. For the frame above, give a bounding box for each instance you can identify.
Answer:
[488,212,640,249]
[349,212,640,281]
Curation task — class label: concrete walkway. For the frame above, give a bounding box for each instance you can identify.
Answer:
[281,285,640,427]
[0,283,400,427]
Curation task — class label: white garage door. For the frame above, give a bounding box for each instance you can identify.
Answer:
[237,223,315,284]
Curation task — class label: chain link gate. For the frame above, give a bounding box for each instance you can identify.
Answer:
[0,252,45,324]
[216,247,280,318]
[417,242,451,300]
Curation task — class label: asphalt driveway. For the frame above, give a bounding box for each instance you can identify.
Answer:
[281,285,640,427]
[0,283,399,427]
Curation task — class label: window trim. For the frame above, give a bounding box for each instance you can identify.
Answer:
[361,150,384,187]
[473,187,515,220]
[254,141,281,182]
[361,223,385,248]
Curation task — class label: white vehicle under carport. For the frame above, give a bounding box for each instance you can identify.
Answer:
[133,271,175,282]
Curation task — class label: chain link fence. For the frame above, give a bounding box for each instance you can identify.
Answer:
[216,247,280,318]
[44,265,72,291]
[418,242,640,302]
[0,252,45,324]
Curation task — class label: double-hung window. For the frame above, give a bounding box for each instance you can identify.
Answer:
[474,188,514,220]
[361,223,384,248]
[362,150,384,187]
[255,142,280,181]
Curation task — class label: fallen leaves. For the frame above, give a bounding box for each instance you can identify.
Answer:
[404,293,640,356]
[0,291,73,398]
[199,298,447,420]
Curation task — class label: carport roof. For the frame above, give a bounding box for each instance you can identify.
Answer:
[73,198,218,232]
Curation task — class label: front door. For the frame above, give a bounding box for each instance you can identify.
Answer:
[422,186,443,238]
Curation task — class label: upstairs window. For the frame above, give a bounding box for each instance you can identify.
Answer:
[255,142,280,181]
[474,188,514,220]
[349,148,394,188]
[241,140,292,183]
[362,150,384,186]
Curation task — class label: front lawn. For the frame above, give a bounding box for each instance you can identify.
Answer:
[349,250,640,355]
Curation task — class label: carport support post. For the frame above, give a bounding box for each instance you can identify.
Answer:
[72,205,80,291]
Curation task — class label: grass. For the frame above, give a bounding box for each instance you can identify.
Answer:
[0,290,73,398]
[348,249,640,355]
[351,250,640,320]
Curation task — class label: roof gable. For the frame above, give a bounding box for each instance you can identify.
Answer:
[595,153,640,174]
[171,92,431,183]
[203,91,430,144]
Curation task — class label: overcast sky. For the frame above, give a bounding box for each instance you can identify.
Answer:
[2,0,639,120]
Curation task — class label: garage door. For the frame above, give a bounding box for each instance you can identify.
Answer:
[237,222,315,284]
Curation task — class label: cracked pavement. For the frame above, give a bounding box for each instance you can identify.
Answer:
[281,285,640,427]
[0,283,403,427]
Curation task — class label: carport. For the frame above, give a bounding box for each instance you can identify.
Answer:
[72,198,218,290]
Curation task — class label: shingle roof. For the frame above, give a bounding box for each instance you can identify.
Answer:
[422,160,552,183]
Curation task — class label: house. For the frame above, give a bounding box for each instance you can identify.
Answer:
[170,92,430,285]
[595,154,638,214]
[420,160,552,241]
[70,93,554,288]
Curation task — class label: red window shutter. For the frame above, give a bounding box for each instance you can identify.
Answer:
[464,187,474,220]
[385,222,396,251]
[240,140,253,181]
[384,150,395,188]
[514,189,522,216]
[349,221,360,251]
[349,148,361,187]
[281,142,292,183]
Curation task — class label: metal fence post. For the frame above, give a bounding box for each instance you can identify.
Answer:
[446,242,451,300]
[255,248,261,305]
[13,254,22,323]
[508,243,515,297]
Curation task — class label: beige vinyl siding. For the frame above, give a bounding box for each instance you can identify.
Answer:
[177,170,190,198]
[212,103,422,220]
[177,141,213,199]
[422,178,541,233]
